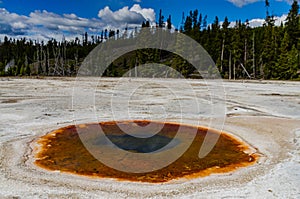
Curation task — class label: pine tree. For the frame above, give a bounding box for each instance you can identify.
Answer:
[167,15,172,30]
[220,16,231,77]
[230,21,243,79]
[20,65,24,76]
[198,13,202,30]
[158,9,164,28]
[285,0,299,50]
[276,32,299,79]
[192,10,199,28]
[202,15,208,30]
[264,0,275,27]
[287,45,299,79]
[261,25,277,79]
[171,32,194,77]
[0,62,4,74]
[25,64,31,76]
[184,15,193,34]
[211,16,222,72]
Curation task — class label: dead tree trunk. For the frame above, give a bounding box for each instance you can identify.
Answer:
[221,38,225,73]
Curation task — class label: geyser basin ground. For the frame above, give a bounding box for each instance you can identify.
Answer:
[34,120,257,183]
[0,77,299,198]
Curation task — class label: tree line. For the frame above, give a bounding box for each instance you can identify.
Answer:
[182,0,299,80]
[0,0,299,80]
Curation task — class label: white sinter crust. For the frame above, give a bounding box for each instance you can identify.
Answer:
[0,77,299,198]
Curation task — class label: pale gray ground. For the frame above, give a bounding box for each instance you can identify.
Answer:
[0,77,299,198]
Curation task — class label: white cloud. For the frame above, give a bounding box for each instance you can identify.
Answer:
[218,14,287,28]
[11,21,27,29]
[0,8,29,35]
[227,0,262,7]
[0,4,156,41]
[228,0,294,7]
[130,4,156,22]
[98,6,145,25]
[28,10,103,33]
[248,14,287,27]
[247,18,265,27]
[133,0,142,2]
[274,14,288,25]
[98,4,155,29]
[275,0,294,5]
[0,8,105,39]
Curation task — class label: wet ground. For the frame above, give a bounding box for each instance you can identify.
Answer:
[0,77,299,198]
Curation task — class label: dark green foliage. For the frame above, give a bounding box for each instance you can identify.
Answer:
[0,33,98,76]
[103,48,195,78]
[167,15,172,30]
[178,1,299,80]
[158,9,164,28]
[276,32,299,79]
[286,0,300,50]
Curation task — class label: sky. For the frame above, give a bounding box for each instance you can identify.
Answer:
[0,0,295,41]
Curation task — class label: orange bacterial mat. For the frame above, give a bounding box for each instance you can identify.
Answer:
[34,120,258,183]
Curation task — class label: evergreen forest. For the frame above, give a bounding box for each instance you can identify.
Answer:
[0,0,299,80]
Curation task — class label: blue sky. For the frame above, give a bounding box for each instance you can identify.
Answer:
[0,0,294,40]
